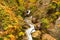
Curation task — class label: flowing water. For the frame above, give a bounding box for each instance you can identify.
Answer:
[24,10,36,40]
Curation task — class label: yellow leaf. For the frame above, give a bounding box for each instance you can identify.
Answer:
[55,12,60,15]
[9,34,15,40]
[4,37,8,40]
[29,0,36,3]
[19,32,24,36]
[19,0,24,5]
[58,24,60,27]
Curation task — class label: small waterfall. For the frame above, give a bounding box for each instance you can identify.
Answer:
[25,10,36,40]
[25,23,35,40]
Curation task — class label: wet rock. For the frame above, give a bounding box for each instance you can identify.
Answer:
[32,30,41,38]
[32,17,37,24]
[35,22,41,30]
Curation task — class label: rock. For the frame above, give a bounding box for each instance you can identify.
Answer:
[22,36,28,40]
[35,22,41,30]
[42,34,56,40]
[32,17,37,24]
[32,30,41,38]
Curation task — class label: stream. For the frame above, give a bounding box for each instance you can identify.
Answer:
[24,10,36,40]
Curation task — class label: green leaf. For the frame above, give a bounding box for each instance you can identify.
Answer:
[0,38,3,40]
[41,18,49,24]
[18,6,25,11]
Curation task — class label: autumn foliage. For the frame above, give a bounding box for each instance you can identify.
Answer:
[0,0,60,40]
